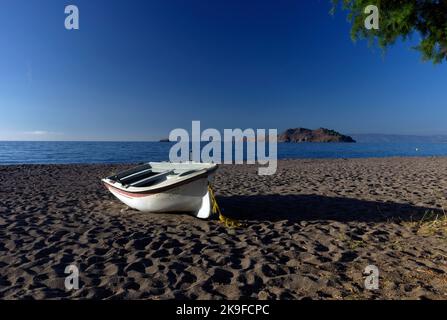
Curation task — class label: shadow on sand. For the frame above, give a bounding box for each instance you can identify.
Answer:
[216,194,442,223]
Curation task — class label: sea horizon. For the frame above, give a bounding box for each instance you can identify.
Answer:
[2,132,447,143]
[2,140,447,165]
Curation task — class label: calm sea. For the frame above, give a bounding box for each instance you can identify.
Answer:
[1,141,447,165]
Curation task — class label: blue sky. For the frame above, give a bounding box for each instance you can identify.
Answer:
[0,0,446,141]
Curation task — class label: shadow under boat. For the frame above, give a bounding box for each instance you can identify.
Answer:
[215,194,443,223]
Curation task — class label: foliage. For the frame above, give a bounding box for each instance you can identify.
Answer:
[332,0,447,63]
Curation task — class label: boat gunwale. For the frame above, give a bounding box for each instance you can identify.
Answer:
[102,164,218,195]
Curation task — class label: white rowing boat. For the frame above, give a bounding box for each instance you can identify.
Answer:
[102,162,218,219]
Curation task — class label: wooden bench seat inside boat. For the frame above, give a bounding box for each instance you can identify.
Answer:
[111,164,152,183]
[129,170,173,188]
[109,164,174,188]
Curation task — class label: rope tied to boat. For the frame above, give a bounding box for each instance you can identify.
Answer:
[208,184,244,228]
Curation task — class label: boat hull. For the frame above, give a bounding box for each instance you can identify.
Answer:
[104,176,213,218]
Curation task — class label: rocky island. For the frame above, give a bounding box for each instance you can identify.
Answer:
[278,128,355,143]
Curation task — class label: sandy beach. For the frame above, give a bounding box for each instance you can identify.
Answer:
[1,158,446,299]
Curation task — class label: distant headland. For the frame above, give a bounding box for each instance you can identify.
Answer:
[278,128,356,143]
[160,127,356,143]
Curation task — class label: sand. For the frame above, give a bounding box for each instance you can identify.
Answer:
[0,158,446,299]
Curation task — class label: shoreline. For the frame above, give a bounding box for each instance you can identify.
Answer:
[2,154,447,166]
[1,158,447,299]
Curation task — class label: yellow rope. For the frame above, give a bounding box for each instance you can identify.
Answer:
[208,184,244,228]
